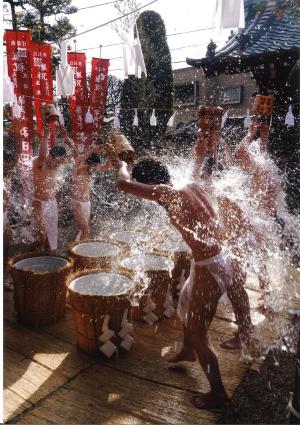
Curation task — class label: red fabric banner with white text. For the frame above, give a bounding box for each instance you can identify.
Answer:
[89,58,110,142]
[5,30,34,172]
[29,41,54,138]
[67,52,88,151]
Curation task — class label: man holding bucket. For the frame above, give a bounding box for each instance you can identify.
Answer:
[60,126,113,241]
[32,111,74,251]
[114,156,254,410]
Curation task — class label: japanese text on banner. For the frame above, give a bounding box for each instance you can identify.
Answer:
[68,52,88,151]
[89,58,110,142]
[5,30,34,172]
[29,42,54,137]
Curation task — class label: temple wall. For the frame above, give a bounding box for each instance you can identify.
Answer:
[172,67,258,126]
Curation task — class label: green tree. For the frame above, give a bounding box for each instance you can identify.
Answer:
[4,1,29,30]
[17,0,77,43]
[120,10,173,153]
[106,75,124,118]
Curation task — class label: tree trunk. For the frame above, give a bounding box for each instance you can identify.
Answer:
[40,10,45,41]
[8,1,18,30]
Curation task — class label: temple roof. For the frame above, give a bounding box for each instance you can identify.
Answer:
[187,0,300,74]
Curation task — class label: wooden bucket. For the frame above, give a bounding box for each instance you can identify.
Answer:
[109,133,136,163]
[67,268,134,355]
[197,105,223,132]
[110,231,149,252]
[252,95,274,115]
[69,239,124,271]
[120,253,175,323]
[8,252,73,327]
[152,240,192,305]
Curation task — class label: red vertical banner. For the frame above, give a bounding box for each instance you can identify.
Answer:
[67,52,88,151]
[89,58,110,142]
[29,41,54,138]
[5,30,34,172]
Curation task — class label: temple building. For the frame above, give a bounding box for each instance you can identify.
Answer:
[186,0,300,212]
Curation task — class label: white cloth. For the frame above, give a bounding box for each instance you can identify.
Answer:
[56,41,74,97]
[123,21,147,79]
[56,65,74,98]
[215,0,245,30]
[34,197,58,250]
[72,199,91,241]
[177,252,233,326]
[3,56,15,105]
[72,199,91,222]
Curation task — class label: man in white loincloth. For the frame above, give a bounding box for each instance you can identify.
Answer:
[114,156,253,410]
[60,127,113,240]
[32,121,75,251]
[217,119,281,349]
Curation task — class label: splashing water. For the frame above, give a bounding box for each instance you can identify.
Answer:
[10,147,299,359]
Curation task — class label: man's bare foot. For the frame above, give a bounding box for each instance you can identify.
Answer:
[190,391,229,409]
[167,349,196,363]
[220,333,241,350]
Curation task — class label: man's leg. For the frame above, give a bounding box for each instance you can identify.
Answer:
[43,199,58,251]
[168,268,197,363]
[167,325,196,363]
[32,200,47,250]
[187,267,228,409]
[222,261,253,349]
[72,201,90,240]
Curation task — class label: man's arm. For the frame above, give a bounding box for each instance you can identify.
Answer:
[193,133,209,179]
[218,137,232,167]
[234,143,254,172]
[116,160,173,202]
[94,156,113,173]
[59,125,79,158]
[258,120,270,151]
[38,125,50,161]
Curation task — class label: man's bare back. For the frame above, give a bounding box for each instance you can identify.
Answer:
[72,162,93,202]
[161,183,223,260]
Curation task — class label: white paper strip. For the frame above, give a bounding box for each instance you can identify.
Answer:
[99,340,117,358]
[244,108,251,128]
[285,105,295,127]
[150,109,157,126]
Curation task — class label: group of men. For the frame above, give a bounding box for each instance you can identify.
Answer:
[31,120,113,250]
[4,110,280,411]
[115,115,280,409]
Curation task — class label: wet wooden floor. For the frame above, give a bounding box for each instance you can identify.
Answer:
[4,273,300,424]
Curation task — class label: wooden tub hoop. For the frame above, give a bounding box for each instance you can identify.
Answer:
[67,267,134,355]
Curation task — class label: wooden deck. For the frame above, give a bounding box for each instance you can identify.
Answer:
[4,274,300,424]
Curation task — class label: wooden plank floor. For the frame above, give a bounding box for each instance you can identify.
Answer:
[4,270,300,424]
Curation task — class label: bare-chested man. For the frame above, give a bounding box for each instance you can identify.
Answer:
[60,127,113,240]
[32,122,73,251]
[235,119,281,217]
[217,119,281,348]
[193,135,255,352]
[115,157,253,409]
[71,151,112,240]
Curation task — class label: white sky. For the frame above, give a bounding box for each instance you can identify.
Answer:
[4,0,233,79]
